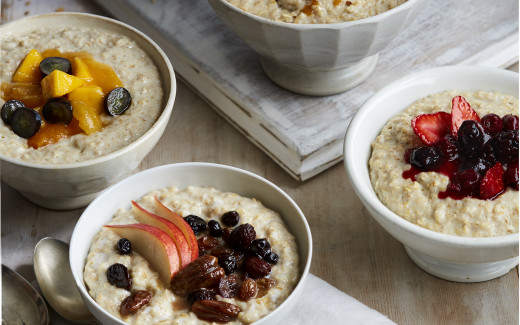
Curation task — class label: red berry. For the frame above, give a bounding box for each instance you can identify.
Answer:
[411,111,451,145]
[479,162,505,200]
[481,113,503,135]
[502,114,519,131]
[504,162,519,191]
[450,96,480,136]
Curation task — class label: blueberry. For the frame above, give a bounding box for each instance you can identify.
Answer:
[409,146,443,171]
[457,120,486,160]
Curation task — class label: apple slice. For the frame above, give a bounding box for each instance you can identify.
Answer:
[131,201,192,269]
[153,196,199,262]
[105,223,180,285]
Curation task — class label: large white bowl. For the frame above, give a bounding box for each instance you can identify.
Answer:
[208,0,426,95]
[0,13,176,210]
[70,162,312,324]
[344,66,519,282]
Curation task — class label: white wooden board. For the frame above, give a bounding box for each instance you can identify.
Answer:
[94,0,519,180]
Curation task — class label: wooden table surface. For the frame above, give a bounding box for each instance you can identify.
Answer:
[1,1,518,324]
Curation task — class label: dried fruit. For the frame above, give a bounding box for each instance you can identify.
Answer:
[480,162,505,200]
[221,211,240,227]
[210,246,235,259]
[218,274,240,298]
[187,288,216,305]
[249,238,271,258]
[208,220,223,237]
[120,290,151,316]
[218,254,238,275]
[117,238,132,255]
[192,300,241,323]
[107,263,132,291]
[411,111,451,145]
[239,278,258,301]
[183,215,207,236]
[256,278,275,298]
[450,96,480,135]
[171,255,225,296]
[243,256,271,278]
[197,235,221,251]
[229,223,256,251]
[264,251,279,265]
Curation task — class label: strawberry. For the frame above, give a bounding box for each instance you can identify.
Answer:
[411,111,451,145]
[451,96,480,135]
[479,162,505,200]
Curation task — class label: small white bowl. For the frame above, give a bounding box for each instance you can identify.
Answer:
[344,66,519,282]
[208,0,426,95]
[70,162,312,324]
[0,13,176,210]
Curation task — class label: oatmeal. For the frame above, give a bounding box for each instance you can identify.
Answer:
[0,27,163,163]
[225,0,408,24]
[369,90,519,237]
[84,186,300,324]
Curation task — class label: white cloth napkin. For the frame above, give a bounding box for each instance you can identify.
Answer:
[285,273,396,324]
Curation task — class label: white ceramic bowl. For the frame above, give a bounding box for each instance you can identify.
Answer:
[0,13,176,210]
[208,0,425,95]
[344,66,519,282]
[70,162,312,324]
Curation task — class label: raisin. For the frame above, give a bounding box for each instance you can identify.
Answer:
[107,263,132,290]
[192,300,241,323]
[208,220,223,237]
[171,255,225,296]
[221,211,240,227]
[183,215,207,235]
[264,252,279,265]
[239,278,258,301]
[197,235,221,251]
[187,288,216,305]
[249,238,271,258]
[210,247,235,259]
[218,274,240,298]
[218,254,238,275]
[221,228,233,243]
[256,278,275,298]
[117,238,132,255]
[120,290,151,316]
[243,256,271,278]
[229,223,256,251]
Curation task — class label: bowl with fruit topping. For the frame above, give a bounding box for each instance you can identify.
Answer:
[344,65,519,282]
[70,162,312,324]
[0,13,175,209]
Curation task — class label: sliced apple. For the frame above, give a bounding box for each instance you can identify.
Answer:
[153,196,199,262]
[105,223,180,285]
[131,201,192,269]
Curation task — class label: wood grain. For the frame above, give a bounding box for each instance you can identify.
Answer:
[1,1,518,325]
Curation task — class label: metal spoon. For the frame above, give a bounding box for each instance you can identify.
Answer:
[33,237,99,324]
[2,264,49,325]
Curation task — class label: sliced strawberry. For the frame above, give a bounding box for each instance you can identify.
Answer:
[411,111,451,145]
[480,162,505,200]
[451,96,480,135]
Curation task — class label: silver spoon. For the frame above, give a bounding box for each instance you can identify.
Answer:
[2,264,49,325]
[33,237,99,324]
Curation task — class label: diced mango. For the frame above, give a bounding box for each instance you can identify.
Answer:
[41,49,62,58]
[12,49,44,83]
[72,100,102,135]
[81,57,123,94]
[40,70,87,100]
[1,82,44,108]
[61,51,93,62]
[68,85,104,115]
[27,118,82,149]
[72,58,93,83]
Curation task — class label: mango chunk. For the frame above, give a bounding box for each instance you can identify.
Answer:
[72,58,94,83]
[72,100,102,135]
[1,82,44,108]
[82,57,123,94]
[68,85,104,114]
[12,49,43,83]
[27,118,82,149]
[41,48,62,58]
[40,70,87,100]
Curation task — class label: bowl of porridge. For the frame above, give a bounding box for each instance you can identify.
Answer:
[0,13,176,210]
[70,162,312,324]
[344,65,519,282]
[208,0,426,95]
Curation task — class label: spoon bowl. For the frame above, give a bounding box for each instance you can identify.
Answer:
[33,237,93,322]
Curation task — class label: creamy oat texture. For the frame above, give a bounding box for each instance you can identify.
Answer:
[0,27,163,163]
[226,0,407,23]
[369,90,519,237]
[84,186,300,324]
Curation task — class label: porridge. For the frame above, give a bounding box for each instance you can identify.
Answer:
[225,0,408,24]
[84,186,300,324]
[369,90,519,237]
[0,26,163,163]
